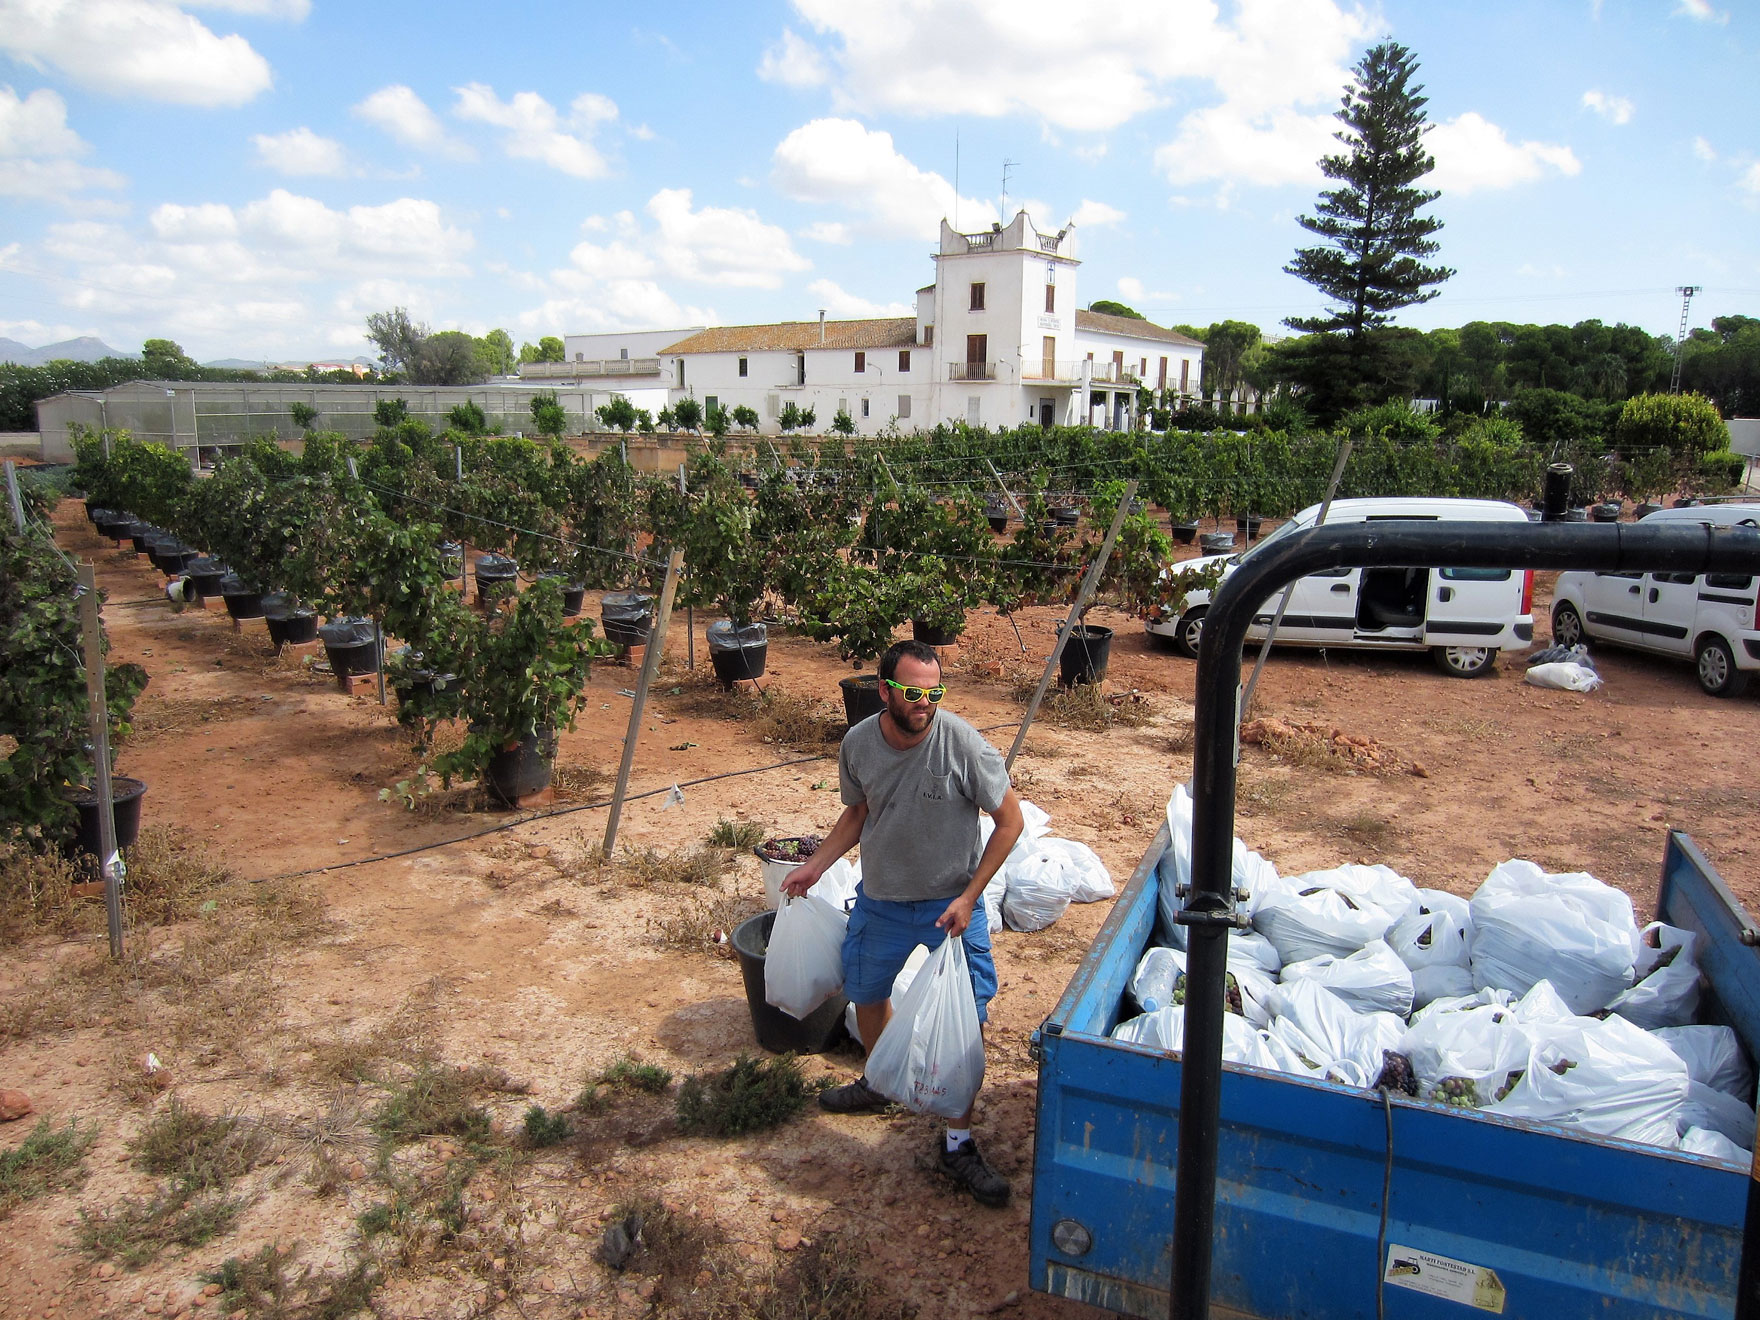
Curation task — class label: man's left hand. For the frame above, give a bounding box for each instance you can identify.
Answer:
[937,892,976,937]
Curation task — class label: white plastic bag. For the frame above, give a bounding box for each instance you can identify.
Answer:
[1001,849,1075,931]
[1677,1081,1757,1150]
[1607,923,1700,1029]
[1652,1025,1754,1098]
[1156,785,1196,942]
[865,936,985,1119]
[1681,1126,1750,1164]
[763,895,848,1021]
[1264,980,1404,1089]
[845,944,930,1048]
[1388,889,1472,971]
[1487,1011,1689,1149]
[1525,661,1603,692]
[1398,999,1532,1107]
[1280,940,1415,1018]
[1044,837,1116,903]
[1469,860,1638,1014]
[1111,1005,1282,1070]
[1411,963,1477,1010]
[806,857,861,913]
[1253,864,1419,964]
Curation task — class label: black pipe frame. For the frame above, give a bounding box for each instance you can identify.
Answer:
[1171,518,1760,1320]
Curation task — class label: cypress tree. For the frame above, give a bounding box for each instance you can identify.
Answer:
[1283,42,1454,412]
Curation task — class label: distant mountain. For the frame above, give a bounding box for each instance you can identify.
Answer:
[202,358,273,370]
[0,336,133,366]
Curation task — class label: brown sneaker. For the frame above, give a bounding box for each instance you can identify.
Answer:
[818,1076,889,1114]
[937,1134,1010,1208]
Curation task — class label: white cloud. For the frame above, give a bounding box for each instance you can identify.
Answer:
[353,85,473,159]
[645,188,810,288]
[1117,276,1147,301]
[757,27,829,88]
[452,83,616,179]
[771,117,997,240]
[0,0,273,107]
[801,221,852,244]
[1155,104,1336,187]
[1739,162,1760,197]
[1674,0,1729,23]
[1070,199,1126,228]
[1427,112,1581,193]
[0,86,126,201]
[1581,90,1633,125]
[1693,136,1717,162]
[251,127,346,176]
[185,0,310,16]
[806,278,911,318]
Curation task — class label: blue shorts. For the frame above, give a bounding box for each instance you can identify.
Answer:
[842,886,997,1023]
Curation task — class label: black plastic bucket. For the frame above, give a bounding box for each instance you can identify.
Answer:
[561,584,586,618]
[1059,624,1114,687]
[186,558,228,598]
[987,515,1009,534]
[438,540,465,578]
[707,620,767,689]
[602,591,655,646]
[1590,502,1623,523]
[1171,522,1200,545]
[475,554,518,605]
[839,674,885,726]
[1198,532,1235,554]
[129,525,158,555]
[731,910,850,1054]
[264,596,319,647]
[911,618,963,646]
[96,514,134,542]
[318,618,381,675]
[1052,506,1081,527]
[1235,514,1263,542]
[65,776,147,857]
[484,727,555,804]
[219,575,265,620]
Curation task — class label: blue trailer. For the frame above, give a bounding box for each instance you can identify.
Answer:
[1028,826,1758,1318]
[1028,517,1760,1319]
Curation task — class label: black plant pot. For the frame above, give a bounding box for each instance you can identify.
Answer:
[988,515,1009,534]
[318,618,381,676]
[839,674,885,726]
[1171,521,1200,545]
[438,541,465,579]
[1235,514,1264,541]
[129,526,158,555]
[64,775,148,858]
[911,618,963,647]
[1059,624,1114,687]
[475,554,518,605]
[602,591,655,646]
[1635,502,1664,520]
[731,910,849,1054]
[1052,506,1081,527]
[264,595,319,648]
[707,620,768,689]
[186,558,229,599]
[85,503,107,525]
[1589,502,1623,523]
[219,575,265,620]
[1198,532,1235,554]
[484,726,556,804]
[96,514,134,543]
[561,585,586,617]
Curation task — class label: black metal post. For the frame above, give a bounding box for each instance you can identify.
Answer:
[1172,518,1760,1320]
[1543,463,1573,521]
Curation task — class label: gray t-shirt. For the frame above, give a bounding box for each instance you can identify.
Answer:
[839,709,1011,902]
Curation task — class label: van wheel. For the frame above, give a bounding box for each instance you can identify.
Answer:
[1695,636,1750,697]
[1171,608,1207,659]
[1432,645,1497,678]
[1551,602,1584,649]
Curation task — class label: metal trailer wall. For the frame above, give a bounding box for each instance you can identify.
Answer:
[35,381,605,462]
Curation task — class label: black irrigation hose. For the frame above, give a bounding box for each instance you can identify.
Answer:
[260,719,1024,883]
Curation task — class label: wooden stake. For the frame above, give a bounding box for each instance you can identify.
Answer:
[1006,478,1136,771]
[601,547,685,857]
[983,458,1024,519]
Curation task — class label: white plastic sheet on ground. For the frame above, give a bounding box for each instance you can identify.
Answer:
[1607,923,1701,1029]
[1652,1025,1754,1098]
[865,936,985,1120]
[1253,863,1419,965]
[845,944,930,1048]
[1469,860,1639,1014]
[763,895,848,1020]
[1280,940,1415,1018]
[1525,661,1604,692]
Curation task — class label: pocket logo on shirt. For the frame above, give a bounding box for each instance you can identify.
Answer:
[921,773,956,802]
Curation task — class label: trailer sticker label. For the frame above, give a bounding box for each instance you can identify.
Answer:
[1384,1245,1507,1313]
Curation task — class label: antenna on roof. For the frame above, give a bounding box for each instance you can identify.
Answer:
[1001,159,1017,222]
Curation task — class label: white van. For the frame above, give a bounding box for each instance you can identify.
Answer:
[1143,497,1536,677]
[1550,502,1760,697]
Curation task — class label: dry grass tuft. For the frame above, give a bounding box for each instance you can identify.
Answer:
[1244,716,1408,776]
[615,843,736,887]
[1334,811,1398,851]
[131,1097,272,1191]
[1026,682,1155,732]
[749,689,845,747]
[552,762,611,800]
[752,1227,912,1320]
[646,890,761,957]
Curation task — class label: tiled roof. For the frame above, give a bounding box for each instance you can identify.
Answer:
[661,318,917,355]
[1076,309,1205,347]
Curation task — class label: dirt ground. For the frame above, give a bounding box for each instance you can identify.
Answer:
[4,500,1759,1320]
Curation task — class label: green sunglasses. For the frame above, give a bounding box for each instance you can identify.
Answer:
[883,678,947,703]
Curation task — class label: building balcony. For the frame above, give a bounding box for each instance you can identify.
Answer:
[1086,364,1143,386]
[1023,361,1087,385]
[948,361,997,381]
[517,358,662,381]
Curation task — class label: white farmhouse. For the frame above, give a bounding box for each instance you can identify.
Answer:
[595,210,1202,437]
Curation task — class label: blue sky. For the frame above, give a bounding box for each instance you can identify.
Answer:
[0,0,1754,364]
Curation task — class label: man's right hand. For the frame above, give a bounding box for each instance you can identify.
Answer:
[779,862,822,899]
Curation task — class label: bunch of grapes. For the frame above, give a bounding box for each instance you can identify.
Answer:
[1493,1070,1525,1102]
[1547,1058,1579,1076]
[1168,972,1244,1016]
[1374,1050,1418,1096]
[1428,1076,1480,1108]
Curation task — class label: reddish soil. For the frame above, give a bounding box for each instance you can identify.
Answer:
[3,501,1759,1319]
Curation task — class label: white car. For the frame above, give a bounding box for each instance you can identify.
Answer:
[1550,502,1760,697]
[1144,497,1537,678]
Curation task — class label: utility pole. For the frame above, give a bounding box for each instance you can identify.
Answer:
[1671,285,1702,394]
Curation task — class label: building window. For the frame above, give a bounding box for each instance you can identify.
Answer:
[967,396,981,425]
[619,348,629,360]
[861,398,870,418]
[1045,284,1055,313]
[1180,359,1189,392]
[966,334,987,372]
[705,395,717,415]
[766,393,779,419]
[575,352,583,362]
[1140,358,1148,378]
[897,394,911,419]
[898,349,910,372]
[1159,357,1168,388]
[738,356,748,377]
[796,353,806,385]
[855,351,866,373]
[969,282,986,311]
[1042,336,1056,378]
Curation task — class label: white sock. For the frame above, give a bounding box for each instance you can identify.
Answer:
[945,1127,971,1152]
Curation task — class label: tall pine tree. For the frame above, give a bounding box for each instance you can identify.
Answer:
[1282,42,1453,419]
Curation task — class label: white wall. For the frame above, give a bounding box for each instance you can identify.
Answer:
[564,328,700,362]
[672,346,930,435]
